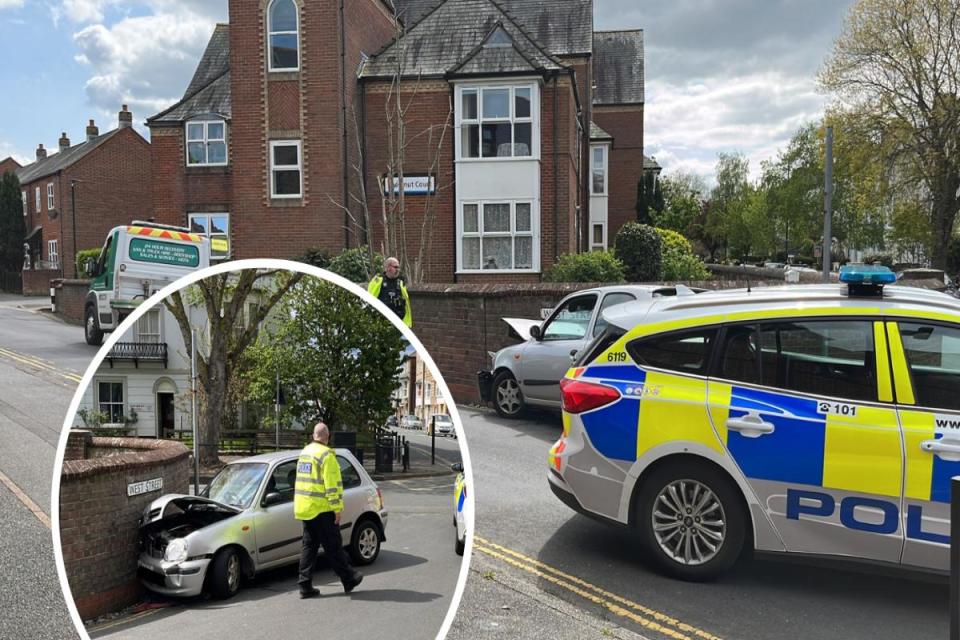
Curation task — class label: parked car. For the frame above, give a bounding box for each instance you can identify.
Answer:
[550,265,960,580]
[429,414,455,437]
[385,415,398,429]
[477,285,703,418]
[400,414,423,430]
[137,449,387,599]
[452,462,467,556]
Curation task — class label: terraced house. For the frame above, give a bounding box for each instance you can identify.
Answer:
[148,0,652,282]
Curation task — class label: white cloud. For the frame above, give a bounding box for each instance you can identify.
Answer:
[0,0,24,9]
[69,1,227,125]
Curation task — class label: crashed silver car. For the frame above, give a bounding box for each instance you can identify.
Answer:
[137,449,387,599]
[477,285,702,418]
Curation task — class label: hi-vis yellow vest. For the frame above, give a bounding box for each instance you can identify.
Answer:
[367,275,413,327]
[294,442,344,520]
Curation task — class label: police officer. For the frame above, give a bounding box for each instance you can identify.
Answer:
[295,422,363,598]
[368,256,412,327]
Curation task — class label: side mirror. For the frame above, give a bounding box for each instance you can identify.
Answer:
[262,492,283,507]
[85,257,97,277]
[451,462,463,473]
[569,349,579,362]
[529,325,541,340]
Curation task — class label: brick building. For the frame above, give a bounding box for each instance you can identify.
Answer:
[148,0,648,282]
[15,107,152,277]
[0,157,21,176]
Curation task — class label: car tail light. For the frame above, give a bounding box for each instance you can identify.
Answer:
[560,378,621,413]
[377,488,384,509]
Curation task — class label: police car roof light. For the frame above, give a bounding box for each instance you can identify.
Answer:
[839,264,896,297]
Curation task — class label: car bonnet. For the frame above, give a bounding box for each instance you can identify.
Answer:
[141,494,242,526]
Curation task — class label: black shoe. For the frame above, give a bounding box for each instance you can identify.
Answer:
[300,586,320,599]
[343,573,363,594]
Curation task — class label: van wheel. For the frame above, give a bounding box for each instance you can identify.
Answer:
[84,306,103,346]
[208,548,242,599]
[635,461,745,581]
[492,371,524,418]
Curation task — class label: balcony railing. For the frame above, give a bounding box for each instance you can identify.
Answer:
[105,342,168,368]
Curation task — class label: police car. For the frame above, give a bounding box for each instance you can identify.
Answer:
[548,265,960,580]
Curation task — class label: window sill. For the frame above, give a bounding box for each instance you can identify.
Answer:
[270,197,303,207]
[268,71,300,81]
[456,269,540,275]
[457,157,540,163]
[186,165,230,175]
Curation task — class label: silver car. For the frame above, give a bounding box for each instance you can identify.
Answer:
[137,449,387,599]
[478,285,700,418]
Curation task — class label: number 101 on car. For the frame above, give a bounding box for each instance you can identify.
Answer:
[818,401,857,417]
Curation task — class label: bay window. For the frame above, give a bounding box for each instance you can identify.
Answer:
[461,201,534,271]
[460,86,533,159]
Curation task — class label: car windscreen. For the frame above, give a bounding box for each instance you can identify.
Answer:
[202,462,269,510]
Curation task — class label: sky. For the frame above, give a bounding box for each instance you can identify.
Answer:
[0,0,857,184]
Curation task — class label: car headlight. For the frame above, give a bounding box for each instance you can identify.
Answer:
[164,538,189,564]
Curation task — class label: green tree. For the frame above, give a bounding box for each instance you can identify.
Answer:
[246,277,407,434]
[544,251,625,283]
[636,171,664,225]
[653,171,706,234]
[163,269,304,465]
[707,153,752,260]
[0,172,25,273]
[820,0,960,268]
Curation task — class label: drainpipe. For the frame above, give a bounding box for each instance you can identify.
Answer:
[340,0,349,249]
[360,79,369,247]
[552,71,559,270]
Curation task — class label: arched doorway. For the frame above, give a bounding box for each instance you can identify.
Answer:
[154,378,178,439]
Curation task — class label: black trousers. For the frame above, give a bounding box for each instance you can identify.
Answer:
[298,511,356,587]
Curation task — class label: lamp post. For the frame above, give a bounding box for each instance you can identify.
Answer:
[70,179,82,278]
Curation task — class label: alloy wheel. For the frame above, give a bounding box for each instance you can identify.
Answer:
[651,479,726,566]
[496,378,521,415]
[358,526,378,560]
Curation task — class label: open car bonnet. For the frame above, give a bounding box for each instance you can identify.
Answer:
[140,494,241,527]
[502,317,541,341]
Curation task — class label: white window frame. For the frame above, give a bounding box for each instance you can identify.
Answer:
[590,144,608,196]
[459,200,537,273]
[267,0,300,72]
[47,182,54,210]
[188,212,231,260]
[269,140,302,199]
[95,378,126,425]
[185,119,228,167]
[47,240,58,267]
[21,190,27,216]
[456,83,537,161]
[35,187,40,213]
[135,309,162,343]
[590,223,607,252]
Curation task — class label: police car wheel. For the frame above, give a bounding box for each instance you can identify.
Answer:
[350,519,381,565]
[636,462,745,581]
[492,371,524,418]
[208,548,242,599]
[455,529,465,556]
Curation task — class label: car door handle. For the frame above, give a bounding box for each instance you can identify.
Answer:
[921,439,960,462]
[726,414,775,438]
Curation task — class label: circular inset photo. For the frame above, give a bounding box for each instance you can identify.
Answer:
[52,259,472,640]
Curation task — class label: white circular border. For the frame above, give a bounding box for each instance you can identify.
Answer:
[50,258,475,640]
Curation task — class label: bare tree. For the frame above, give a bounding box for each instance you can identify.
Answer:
[820,0,960,268]
[163,269,304,466]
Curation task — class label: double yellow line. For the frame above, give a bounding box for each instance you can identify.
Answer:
[473,536,724,640]
[0,346,83,384]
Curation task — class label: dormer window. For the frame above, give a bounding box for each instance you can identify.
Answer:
[268,0,299,72]
[186,119,228,166]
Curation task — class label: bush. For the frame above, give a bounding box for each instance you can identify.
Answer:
[614,222,662,282]
[944,239,960,275]
[296,247,331,269]
[655,228,710,281]
[327,246,385,283]
[75,248,102,278]
[544,251,625,283]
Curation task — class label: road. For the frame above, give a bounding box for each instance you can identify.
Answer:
[447,407,949,640]
[88,475,466,639]
[0,297,96,640]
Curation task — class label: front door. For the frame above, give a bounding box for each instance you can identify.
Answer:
[520,293,598,404]
[708,319,904,563]
[157,392,175,438]
[891,320,960,570]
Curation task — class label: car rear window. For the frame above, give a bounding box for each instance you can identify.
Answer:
[576,325,626,366]
[627,328,718,375]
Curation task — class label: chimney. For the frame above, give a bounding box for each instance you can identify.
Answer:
[36,144,47,161]
[118,104,132,129]
[86,119,99,141]
[59,132,71,153]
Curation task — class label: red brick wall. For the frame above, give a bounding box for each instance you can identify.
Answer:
[594,104,644,242]
[22,269,58,296]
[60,437,190,620]
[540,74,580,272]
[52,279,90,325]
[562,56,591,251]
[0,157,21,175]
[150,125,232,229]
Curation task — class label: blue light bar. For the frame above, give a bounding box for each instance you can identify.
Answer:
[839,264,897,285]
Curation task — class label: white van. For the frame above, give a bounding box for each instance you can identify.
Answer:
[84,222,215,345]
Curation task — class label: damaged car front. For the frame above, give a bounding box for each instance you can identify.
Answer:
[137,462,265,598]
